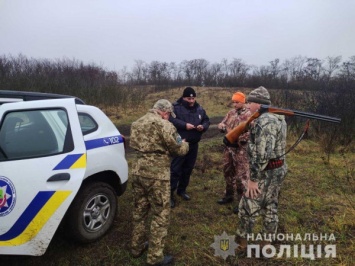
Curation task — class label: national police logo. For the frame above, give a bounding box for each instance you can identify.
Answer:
[210,231,238,260]
[220,238,229,251]
[0,176,16,217]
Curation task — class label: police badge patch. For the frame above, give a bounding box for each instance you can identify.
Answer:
[0,176,16,217]
[210,231,238,260]
[176,134,182,144]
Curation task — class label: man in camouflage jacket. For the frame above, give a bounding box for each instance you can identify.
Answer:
[217,91,252,214]
[236,87,288,249]
[130,99,189,266]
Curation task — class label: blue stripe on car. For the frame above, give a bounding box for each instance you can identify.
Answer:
[0,191,54,241]
[85,135,123,150]
[53,154,84,170]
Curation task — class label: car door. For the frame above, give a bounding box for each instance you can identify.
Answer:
[0,98,86,256]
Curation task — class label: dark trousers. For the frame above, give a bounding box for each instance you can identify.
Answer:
[170,142,199,194]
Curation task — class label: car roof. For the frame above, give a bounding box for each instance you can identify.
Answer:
[0,90,85,104]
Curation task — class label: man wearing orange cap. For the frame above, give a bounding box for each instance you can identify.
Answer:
[217,91,252,214]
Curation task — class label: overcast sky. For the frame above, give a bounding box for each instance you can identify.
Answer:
[1,0,354,72]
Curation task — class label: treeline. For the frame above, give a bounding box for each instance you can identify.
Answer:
[0,54,354,147]
[124,57,355,90]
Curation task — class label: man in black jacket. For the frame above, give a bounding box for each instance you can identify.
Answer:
[169,87,210,207]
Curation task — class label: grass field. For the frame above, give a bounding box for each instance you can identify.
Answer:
[4,136,354,266]
[2,87,354,265]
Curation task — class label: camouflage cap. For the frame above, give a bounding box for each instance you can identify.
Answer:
[247,86,271,105]
[153,99,176,118]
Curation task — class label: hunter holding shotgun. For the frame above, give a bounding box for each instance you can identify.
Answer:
[229,87,341,251]
[235,86,288,250]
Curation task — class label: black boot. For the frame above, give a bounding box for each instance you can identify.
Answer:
[177,191,191,201]
[217,196,233,205]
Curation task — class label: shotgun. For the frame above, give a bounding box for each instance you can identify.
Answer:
[223,105,341,147]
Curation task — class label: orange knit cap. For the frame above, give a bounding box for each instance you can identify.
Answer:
[232,91,246,103]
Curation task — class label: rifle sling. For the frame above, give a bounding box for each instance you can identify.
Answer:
[277,119,310,158]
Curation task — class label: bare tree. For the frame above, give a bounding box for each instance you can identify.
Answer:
[131,60,147,84]
[303,58,323,81]
[323,56,342,79]
[228,58,249,86]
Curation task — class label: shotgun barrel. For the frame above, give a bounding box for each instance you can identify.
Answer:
[260,105,341,123]
[223,105,341,146]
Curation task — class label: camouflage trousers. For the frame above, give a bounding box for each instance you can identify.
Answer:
[131,175,170,265]
[223,146,249,198]
[237,165,287,239]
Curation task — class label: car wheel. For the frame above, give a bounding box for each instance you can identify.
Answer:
[64,182,117,243]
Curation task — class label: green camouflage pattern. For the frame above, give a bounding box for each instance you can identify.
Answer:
[248,113,287,182]
[130,109,188,264]
[237,166,287,238]
[130,109,189,180]
[237,112,287,239]
[131,175,170,264]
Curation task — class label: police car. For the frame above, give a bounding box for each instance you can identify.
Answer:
[0,91,128,256]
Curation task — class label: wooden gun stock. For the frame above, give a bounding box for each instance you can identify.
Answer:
[223,105,341,147]
[223,111,259,146]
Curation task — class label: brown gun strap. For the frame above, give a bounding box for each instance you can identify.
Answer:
[278,119,310,158]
